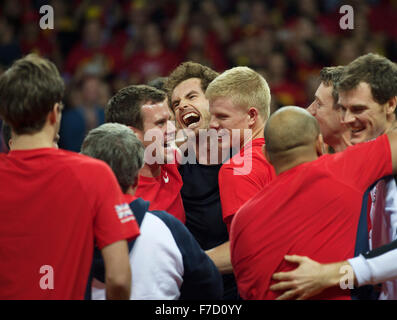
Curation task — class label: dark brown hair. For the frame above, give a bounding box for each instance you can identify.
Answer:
[164,61,219,108]
[0,53,65,134]
[337,53,397,105]
[319,66,345,108]
[105,85,166,130]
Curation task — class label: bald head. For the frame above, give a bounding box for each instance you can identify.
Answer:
[265,106,320,157]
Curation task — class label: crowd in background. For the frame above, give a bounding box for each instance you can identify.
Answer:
[0,0,396,152]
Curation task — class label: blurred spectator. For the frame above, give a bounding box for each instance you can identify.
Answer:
[65,18,122,78]
[168,1,229,72]
[59,74,105,151]
[20,11,57,59]
[267,52,307,109]
[0,18,21,68]
[125,23,181,84]
[0,0,395,150]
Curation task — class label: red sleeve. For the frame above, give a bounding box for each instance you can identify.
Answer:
[93,164,140,249]
[326,134,392,192]
[219,161,274,233]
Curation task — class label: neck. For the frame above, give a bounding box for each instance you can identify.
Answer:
[385,119,397,134]
[328,131,351,153]
[251,123,265,141]
[272,146,319,175]
[11,130,55,151]
[125,186,136,196]
[238,123,264,149]
[139,163,161,178]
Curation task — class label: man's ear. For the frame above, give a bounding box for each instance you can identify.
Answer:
[48,103,60,125]
[247,107,258,127]
[386,96,397,116]
[315,133,325,156]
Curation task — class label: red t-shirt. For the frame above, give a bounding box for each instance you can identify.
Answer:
[219,138,275,232]
[230,135,393,300]
[0,148,140,300]
[135,164,185,224]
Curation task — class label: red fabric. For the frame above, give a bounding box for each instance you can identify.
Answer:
[123,193,138,204]
[219,138,275,232]
[0,148,140,299]
[230,135,392,300]
[135,164,186,224]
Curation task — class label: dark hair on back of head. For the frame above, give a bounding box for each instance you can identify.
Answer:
[0,53,64,134]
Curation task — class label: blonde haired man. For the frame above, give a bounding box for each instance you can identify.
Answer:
[204,66,275,274]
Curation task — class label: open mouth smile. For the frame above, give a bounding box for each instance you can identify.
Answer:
[180,112,201,129]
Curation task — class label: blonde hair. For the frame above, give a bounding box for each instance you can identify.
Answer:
[205,66,271,120]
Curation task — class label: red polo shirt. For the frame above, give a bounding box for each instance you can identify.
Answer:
[231,135,392,300]
[219,138,275,232]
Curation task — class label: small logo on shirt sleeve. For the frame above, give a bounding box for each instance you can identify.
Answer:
[115,203,136,223]
[163,172,169,183]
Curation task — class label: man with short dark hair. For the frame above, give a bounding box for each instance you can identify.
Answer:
[106,85,185,224]
[307,66,351,153]
[0,54,138,299]
[81,123,223,300]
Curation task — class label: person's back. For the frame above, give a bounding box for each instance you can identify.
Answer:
[231,107,393,300]
[0,54,137,300]
[0,147,134,299]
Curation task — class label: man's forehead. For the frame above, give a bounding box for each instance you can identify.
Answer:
[338,82,375,105]
[141,100,169,116]
[141,99,167,110]
[317,82,333,97]
[172,77,203,99]
[210,96,237,111]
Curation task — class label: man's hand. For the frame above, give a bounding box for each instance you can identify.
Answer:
[270,255,349,300]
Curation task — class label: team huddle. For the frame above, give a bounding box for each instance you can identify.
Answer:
[0,52,397,300]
